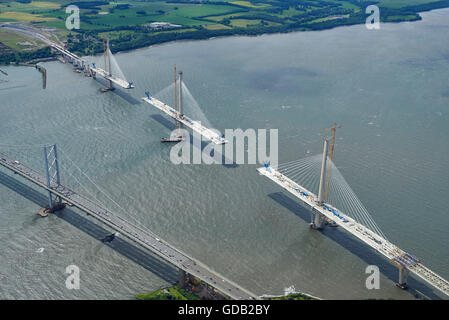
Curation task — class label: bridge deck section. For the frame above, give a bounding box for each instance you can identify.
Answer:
[142,96,227,145]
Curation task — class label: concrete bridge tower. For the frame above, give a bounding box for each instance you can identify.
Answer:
[311,139,329,229]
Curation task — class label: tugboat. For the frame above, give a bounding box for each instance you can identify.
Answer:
[102,232,119,243]
[100,87,115,92]
[161,136,184,143]
[37,202,66,217]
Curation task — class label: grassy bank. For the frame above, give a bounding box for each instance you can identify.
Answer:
[136,285,201,300]
[265,293,317,300]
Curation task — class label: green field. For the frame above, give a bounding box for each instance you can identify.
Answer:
[205,23,232,30]
[0,10,57,22]
[204,12,251,22]
[136,285,200,300]
[0,28,44,50]
[230,1,268,8]
[230,18,261,27]
[377,0,442,8]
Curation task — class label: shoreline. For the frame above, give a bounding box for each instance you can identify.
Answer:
[1,7,449,64]
[83,8,436,58]
[77,5,449,58]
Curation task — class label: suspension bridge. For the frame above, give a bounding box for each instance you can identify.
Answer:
[0,147,258,300]
[257,138,449,298]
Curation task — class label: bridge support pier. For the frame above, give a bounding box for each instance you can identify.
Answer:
[311,210,324,230]
[178,269,186,288]
[397,267,409,289]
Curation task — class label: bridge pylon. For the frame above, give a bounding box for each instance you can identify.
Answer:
[43,144,62,210]
[105,39,113,90]
[311,139,329,229]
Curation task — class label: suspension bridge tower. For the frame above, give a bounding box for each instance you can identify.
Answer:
[41,144,65,215]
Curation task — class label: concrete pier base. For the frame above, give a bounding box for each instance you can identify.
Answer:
[311,211,324,230]
[178,269,186,288]
[397,267,409,289]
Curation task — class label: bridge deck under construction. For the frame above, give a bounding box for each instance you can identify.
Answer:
[50,43,134,90]
[90,65,134,89]
[0,153,257,300]
[142,96,227,145]
[257,165,449,297]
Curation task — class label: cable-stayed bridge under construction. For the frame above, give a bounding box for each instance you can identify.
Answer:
[257,138,449,298]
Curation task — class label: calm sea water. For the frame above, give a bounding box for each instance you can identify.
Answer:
[1,9,449,300]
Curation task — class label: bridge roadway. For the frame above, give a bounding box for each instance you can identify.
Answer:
[142,96,227,145]
[0,24,133,90]
[49,43,134,89]
[0,153,258,300]
[257,165,449,298]
[90,65,135,89]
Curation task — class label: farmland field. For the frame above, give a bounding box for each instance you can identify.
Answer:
[0,28,44,50]
[0,11,57,22]
[0,0,449,62]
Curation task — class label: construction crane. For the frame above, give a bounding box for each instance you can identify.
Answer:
[178,69,183,128]
[323,123,341,202]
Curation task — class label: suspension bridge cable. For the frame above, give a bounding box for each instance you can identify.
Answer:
[59,149,156,235]
[0,143,50,148]
[60,161,164,239]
